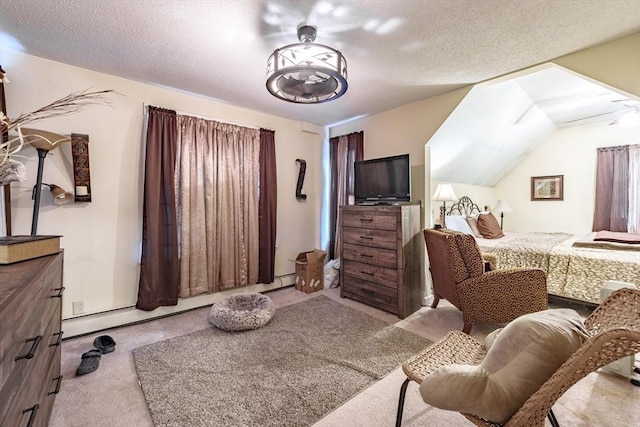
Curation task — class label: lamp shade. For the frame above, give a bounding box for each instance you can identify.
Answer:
[48,184,73,205]
[20,127,69,151]
[493,200,512,213]
[432,184,458,202]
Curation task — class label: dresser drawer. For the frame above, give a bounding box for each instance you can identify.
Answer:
[343,259,398,289]
[342,210,397,231]
[0,300,61,427]
[342,277,398,315]
[36,344,62,427]
[0,300,62,426]
[0,261,62,400]
[0,255,63,384]
[342,243,397,269]
[342,227,397,250]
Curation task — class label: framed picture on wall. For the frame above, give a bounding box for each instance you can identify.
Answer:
[531,175,564,201]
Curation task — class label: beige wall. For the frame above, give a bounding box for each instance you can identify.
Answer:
[2,47,323,321]
[495,118,640,234]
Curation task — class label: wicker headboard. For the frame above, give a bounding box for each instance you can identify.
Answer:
[446,196,482,216]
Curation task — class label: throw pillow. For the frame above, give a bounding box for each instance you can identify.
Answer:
[419,309,588,424]
[476,212,504,239]
[464,214,484,238]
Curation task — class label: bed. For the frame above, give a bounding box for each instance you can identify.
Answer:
[442,196,640,305]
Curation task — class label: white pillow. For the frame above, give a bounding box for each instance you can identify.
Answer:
[445,215,474,235]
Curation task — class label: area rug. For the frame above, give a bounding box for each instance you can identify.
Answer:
[132,295,431,427]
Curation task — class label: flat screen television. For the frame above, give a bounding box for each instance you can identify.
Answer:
[354,154,411,204]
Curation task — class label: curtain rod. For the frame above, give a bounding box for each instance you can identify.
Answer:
[142,103,273,131]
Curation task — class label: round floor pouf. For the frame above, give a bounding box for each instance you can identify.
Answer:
[208,293,275,331]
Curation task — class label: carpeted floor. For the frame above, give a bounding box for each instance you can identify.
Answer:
[132,296,431,427]
[49,286,640,427]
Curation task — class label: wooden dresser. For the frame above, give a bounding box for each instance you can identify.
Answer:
[0,252,64,427]
[339,204,422,318]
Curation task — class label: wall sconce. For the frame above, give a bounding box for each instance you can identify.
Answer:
[30,183,73,234]
[493,200,512,230]
[44,183,74,205]
[432,184,458,228]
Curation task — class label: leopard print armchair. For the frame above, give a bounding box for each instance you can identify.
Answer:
[424,228,548,333]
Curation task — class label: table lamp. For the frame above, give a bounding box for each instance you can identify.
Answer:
[432,184,458,228]
[493,200,512,229]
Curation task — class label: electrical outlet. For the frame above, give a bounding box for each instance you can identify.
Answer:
[72,300,84,315]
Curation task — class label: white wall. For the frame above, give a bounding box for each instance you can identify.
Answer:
[494,117,640,234]
[2,47,324,321]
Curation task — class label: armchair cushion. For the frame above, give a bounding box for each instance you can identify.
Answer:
[453,232,484,278]
[419,309,588,424]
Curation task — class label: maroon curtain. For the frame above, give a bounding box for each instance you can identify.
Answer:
[136,106,180,310]
[258,128,277,283]
[593,145,629,232]
[328,131,363,260]
[1,65,10,235]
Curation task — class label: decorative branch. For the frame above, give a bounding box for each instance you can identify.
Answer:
[0,89,116,133]
[0,88,117,167]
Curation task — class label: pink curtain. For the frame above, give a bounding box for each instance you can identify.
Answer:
[328,131,363,260]
[593,145,629,232]
[629,145,640,233]
[176,116,260,296]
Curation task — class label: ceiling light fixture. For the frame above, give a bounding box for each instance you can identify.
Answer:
[266,23,348,104]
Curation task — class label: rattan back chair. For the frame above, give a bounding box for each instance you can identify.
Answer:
[396,287,640,427]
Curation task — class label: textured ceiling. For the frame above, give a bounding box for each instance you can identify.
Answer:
[0,0,639,126]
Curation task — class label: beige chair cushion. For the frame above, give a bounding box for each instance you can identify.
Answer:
[419,309,589,424]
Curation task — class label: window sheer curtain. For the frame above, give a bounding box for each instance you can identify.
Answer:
[328,131,363,260]
[176,116,260,296]
[593,144,640,232]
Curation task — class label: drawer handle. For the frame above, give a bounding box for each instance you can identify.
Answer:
[359,218,373,222]
[23,403,40,427]
[360,270,374,276]
[51,286,65,298]
[15,335,42,361]
[359,236,373,240]
[49,375,63,395]
[50,331,64,347]
[360,254,373,258]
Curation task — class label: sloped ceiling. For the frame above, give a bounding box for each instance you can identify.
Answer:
[0,0,639,126]
[429,66,640,187]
